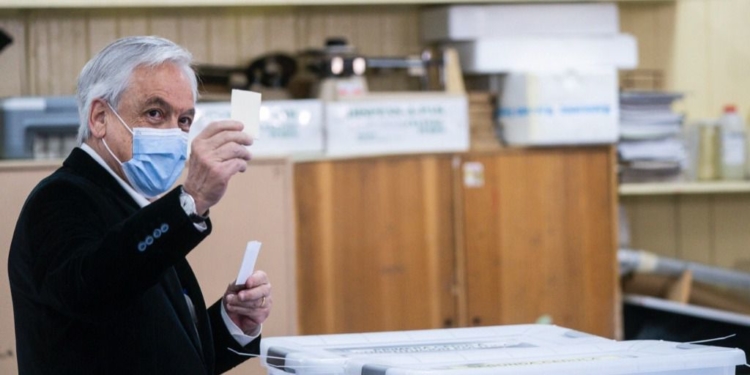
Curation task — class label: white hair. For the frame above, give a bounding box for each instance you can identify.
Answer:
[75,36,198,144]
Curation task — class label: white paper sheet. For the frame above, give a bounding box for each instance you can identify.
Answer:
[231,89,261,140]
[235,241,262,286]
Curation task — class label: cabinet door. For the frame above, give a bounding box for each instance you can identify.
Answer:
[295,155,457,334]
[461,147,618,337]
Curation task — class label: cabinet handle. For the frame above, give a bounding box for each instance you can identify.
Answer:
[471,316,482,326]
[443,318,453,328]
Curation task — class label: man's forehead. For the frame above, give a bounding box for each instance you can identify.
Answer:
[125,64,195,112]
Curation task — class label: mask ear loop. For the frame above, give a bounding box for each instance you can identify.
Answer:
[101,101,134,165]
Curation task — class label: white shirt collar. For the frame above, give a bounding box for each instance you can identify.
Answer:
[79,144,150,208]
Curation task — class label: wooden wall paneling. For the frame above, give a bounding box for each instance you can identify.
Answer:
[624,195,679,258]
[652,2,676,89]
[48,12,87,95]
[237,8,268,61]
[619,3,661,71]
[676,195,714,265]
[671,0,711,118]
[706,0,740,117]
[207,8,240,65]
[0,13,27,97]
[86,10,118,62]
[116,10,149,38]
[148,12,181,43]
[294,7,325,51]
[712,195,750,272]
[28,12,51,95]
[264,8,295,56]
[352,9,383,57]
[735,0,750,119]
[179,12,209,64]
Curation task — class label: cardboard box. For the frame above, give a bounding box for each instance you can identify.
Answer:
[421,3,619,43]
[260,324,746,375]
[325,94,468,157]
[496,68,619,146]
[449,35,638,73]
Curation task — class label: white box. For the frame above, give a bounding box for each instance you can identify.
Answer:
[260,325,746,375]
[324,94,468,157]
[421,3,619,42]
[195,100,324,157]
[450,35,638,73]
[497,68,619,146]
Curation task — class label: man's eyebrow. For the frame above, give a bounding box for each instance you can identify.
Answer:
[143,96,172,110]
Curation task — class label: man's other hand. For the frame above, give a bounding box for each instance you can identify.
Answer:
[223,270,272,336]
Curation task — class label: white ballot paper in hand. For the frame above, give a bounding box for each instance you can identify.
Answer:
[235,241,262,286]
[231,89,261,140]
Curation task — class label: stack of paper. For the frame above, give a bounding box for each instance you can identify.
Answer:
[618,91,686,183]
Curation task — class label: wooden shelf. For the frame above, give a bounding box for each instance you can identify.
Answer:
[619,181,750,196]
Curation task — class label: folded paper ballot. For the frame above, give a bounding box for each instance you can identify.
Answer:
[231,89,261,140]
[187,89,261,156]
[235,241,261,286]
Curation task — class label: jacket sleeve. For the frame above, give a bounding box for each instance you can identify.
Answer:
[22,179,210,322]
[207,299,262,374]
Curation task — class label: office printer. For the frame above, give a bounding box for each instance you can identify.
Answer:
[0,96,79,160]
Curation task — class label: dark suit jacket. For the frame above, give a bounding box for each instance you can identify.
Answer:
[8,148,260,374]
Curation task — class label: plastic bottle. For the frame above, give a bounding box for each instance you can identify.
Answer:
[695,120,718,181]
[717,105,747,180]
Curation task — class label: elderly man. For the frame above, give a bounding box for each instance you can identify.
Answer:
[8,36,271,374]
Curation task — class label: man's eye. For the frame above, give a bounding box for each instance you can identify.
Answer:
[179,117,193,132]
[147,109,163,119]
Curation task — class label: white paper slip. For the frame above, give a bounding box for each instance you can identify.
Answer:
[235,241,262,286]
[231,89,262,140]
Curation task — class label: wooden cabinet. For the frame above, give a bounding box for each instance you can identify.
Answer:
[295,147,619,338]
[460,147,618,338]
[295,155,458,334]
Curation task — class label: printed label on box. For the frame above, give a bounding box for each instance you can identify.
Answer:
[326,95,469,157]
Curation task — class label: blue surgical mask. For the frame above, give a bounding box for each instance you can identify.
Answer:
[102,103,188,199]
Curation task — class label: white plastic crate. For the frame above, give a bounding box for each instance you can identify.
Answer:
[420,4,620,43]
[449,35,638,73]
[260,325,746,375]
[496,68,619,146]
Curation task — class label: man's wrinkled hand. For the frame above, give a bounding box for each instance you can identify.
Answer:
[223,270,271,336]
[184,120,252,214]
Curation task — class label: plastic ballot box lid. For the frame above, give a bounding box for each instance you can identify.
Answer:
[260,325,746,375]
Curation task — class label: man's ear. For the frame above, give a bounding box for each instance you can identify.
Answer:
[88,99,108,139]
